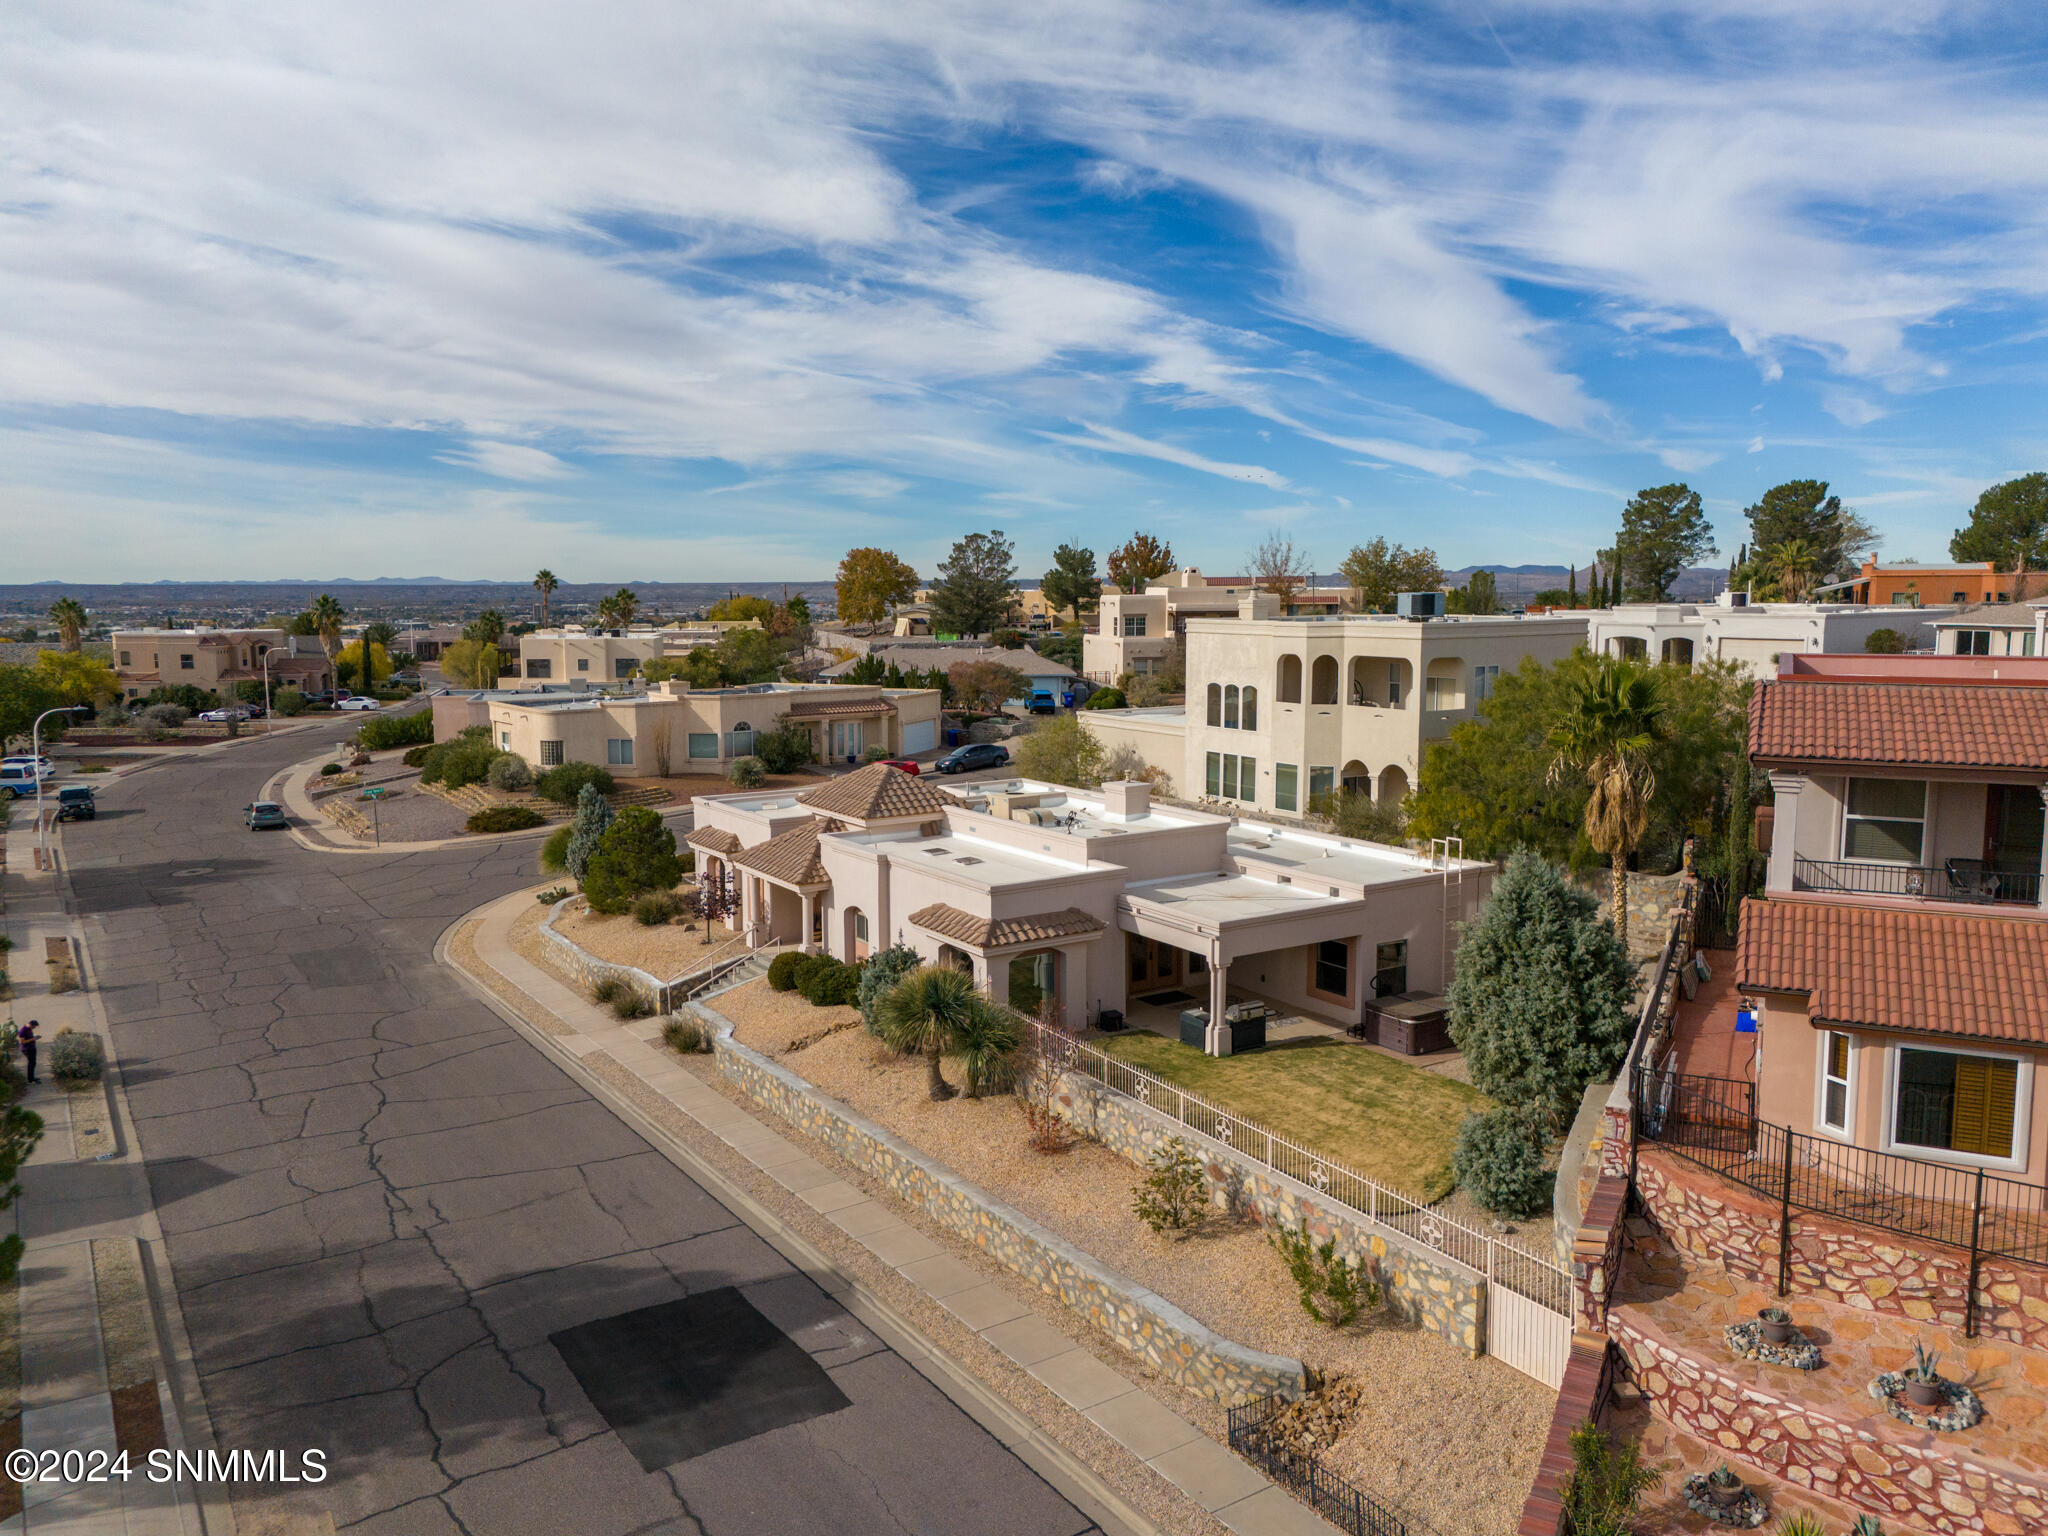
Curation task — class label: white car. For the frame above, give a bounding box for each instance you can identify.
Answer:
[197,706,253,723]
[0,755,56,781]
[336,696,381,711]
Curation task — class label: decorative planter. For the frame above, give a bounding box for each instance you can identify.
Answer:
[1682,1471,1767,1528]
[1758,1309,1795,1345]
[1904,1377,1944,1409]
[1722,1318,1822,1371]
[1868,1370,1985,1433]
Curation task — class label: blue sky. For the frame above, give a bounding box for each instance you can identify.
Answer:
[5,1,2048,582]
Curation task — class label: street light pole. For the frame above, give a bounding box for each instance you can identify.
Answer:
[262,645,285,734]
[33,706,85,866]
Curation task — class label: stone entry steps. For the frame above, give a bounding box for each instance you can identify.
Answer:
[1610,1227,2048,1535]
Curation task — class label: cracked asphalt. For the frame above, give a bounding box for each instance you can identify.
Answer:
[60,724,1098,1536]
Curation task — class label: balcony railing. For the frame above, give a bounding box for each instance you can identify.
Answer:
[1791,854,2043,905]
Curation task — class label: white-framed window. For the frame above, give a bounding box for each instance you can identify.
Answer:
[1236,755,1255,799]
[1818,1031,1853,1136]
[1423,674,1458,711]
[179,653,194,670]
[500,731,511,750]
[1221,754,1239,799]
[1842,778,1926,863]
[687,732,718,759]
[1308,765,1334,803]
[1122,615,1147,637]
[1205,751,1221,797]
[1275,763,1298,812]
[1386,662,1402,708]
[1884,1043,2027,1168]
[854,912,868,943]
[1471,664,1500,701]
[119,651,131,667]
[607,738,634,766]
[1224,685,1240,729]
[1207,684,1222,727]
[540,740,564,766]
[1241,686,1257,730]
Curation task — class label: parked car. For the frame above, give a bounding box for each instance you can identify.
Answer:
[54,785,96,822]
[244,801,290,830]
[934,742,1010,774]
[336,696,381,711]
[0,754,56,779]
[877,757,922,775]
[389,672,423,688]
[198,704,259,723]
[0,763,47,798]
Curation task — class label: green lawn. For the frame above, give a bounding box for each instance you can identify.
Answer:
[1095,1033,1488,1202]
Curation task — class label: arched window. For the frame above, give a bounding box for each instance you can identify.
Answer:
[1241,686,1257,731]
[1278,655,1303,703]
[1223,685,1240,729]
[1206,684,1222,727]
[1311,655,1339,706]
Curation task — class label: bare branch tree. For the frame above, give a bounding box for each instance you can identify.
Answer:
[1248,533,1311,609]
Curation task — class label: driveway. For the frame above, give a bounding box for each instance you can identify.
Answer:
[58,723,1097,1536]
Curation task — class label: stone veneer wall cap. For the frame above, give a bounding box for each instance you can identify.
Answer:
[691,1002,1307,1397]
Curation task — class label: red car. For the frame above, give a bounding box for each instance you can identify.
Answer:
[878,757,922,775]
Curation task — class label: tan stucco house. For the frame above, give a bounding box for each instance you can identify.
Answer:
[112,627,334,702]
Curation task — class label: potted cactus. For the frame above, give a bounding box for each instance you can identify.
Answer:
[1758,1305,1794,1345]
[1704,1463,1745,1512]
[1903,1341,1945,1408]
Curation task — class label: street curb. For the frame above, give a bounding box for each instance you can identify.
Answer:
[437,896,1161,1536]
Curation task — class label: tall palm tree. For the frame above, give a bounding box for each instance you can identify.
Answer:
[1547,657,1666,951]
[874,965,992,1101]
[47,597,88,653]
[533,569,558,627]
[1767,539,1821,603]
[309,593,347,659]
[610,587,640,627]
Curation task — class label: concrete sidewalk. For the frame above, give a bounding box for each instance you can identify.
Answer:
[2,822,213,1536]
[458,888,1338,1536]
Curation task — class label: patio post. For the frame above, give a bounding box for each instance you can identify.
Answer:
[1206,956,1230,1056]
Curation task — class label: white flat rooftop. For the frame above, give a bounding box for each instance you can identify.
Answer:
[1123,871,1342,922]
[948,778,1205,832]
[841,827,1090,889]
[1227,823,1471,890]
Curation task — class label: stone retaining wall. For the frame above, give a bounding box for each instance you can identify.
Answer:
[1613,1308,2044,1535]
[539,896,670,1013]
[1049,1067,1486,1357]
[1636,1147,2048,1352]
[703,1010,1307,1405]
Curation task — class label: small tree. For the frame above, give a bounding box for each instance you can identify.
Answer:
[1271,1226,1381,1327]
[1865,627,1906,654]
[1247,533,1310,609]
[1447,849,1635,1133]
[1558,1419,1662,1536]
[1453,1107,1552,1219]
[1132,1137,1207,1238]
[565,783,615,883]
[1040,543,1100,623]
[855,945,920,1036]
[582,807,683,915]
[948,659,1031,714]
[0,1082,42,1283]
[754,723,816,773]
[1107,532,1174,593]
[1011,715,1104,787]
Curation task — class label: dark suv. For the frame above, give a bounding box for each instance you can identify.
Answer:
[55,785,96,822]
[935,742,1010,774]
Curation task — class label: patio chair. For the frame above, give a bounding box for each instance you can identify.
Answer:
[1945,857,2001,902]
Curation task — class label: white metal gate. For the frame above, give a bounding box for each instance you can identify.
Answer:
[1486,1247,1573,1388]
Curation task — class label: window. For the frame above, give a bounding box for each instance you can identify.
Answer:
[526,658,552,678]
[730,722,755,757]
[688,732,719,759]
[1207,684,1222,727]
[540,740,564,766]
[577,657,590,671]
[1957,630,1992,656]
[1222,754,1238,799]
[1241,686,1257,730]
[1894,1048,2018,1160]
[1423,674,1458,711]
[1819,1032,1852,1134]
[1275,763,1298,813]
[1224,685,1239,729]
[1386,663,1402,708]
[1890,593,1920,606]
[1373,940,1408,998]
[1238,755,1255,799]
[2028,633,2038,657]
[500,731,511,750]
[1308,765,1334,803]
[1843,778,1925,863]
[1312,940,1350,999]
[1122,615,1148,637]
[607,738,634,766]
[854,912,869,943]
[179,653,194,670]
[1471,664,1500,701]
[1206,751,1221,797]
[615,658,636,678]
[1952,590,1968,603]
[119,651,131,667]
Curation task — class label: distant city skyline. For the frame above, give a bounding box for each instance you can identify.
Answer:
[5,2,2046,581]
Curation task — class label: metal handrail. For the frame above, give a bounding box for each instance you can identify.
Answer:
[1792,854,2043,905]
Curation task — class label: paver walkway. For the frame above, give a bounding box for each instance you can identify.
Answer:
[462,889,1339,1536]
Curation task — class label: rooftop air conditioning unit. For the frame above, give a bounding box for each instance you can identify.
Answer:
[1395,591,1446,620]
[1729,590,1750,608]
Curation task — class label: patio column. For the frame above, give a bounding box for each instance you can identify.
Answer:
[742,878,762,948]
[1206,957,1231,1057]
[800,890,816,953]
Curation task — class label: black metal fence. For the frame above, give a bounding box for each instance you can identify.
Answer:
[1227,1396,1414,1536]
[1633,1065,2048,1332]
[1792,854,2044,906]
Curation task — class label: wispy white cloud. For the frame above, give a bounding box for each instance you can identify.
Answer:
[437,441,577,481]
[1044,422,1291,488]
[1821,388,1888,428]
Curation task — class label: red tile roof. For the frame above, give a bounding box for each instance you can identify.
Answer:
[727,819,830,886]
[783,697,896,719]
[797,762,953,822]
[684,826,741,856]
[1736,898,2048,1045]
[907,903,1104,951]
[1750,678,2048,771]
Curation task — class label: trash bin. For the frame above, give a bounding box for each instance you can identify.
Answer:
[944,728,961,748]
[1096,1008,1124,1032]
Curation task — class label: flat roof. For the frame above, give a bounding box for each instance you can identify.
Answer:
[1123,870,1341,922]
[838,826,1090,889]
[1226,823,1464,889]
[945,778,1206,833]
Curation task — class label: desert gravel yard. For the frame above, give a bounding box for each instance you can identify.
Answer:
[550,888,747,977]
[716,978,1549,1536]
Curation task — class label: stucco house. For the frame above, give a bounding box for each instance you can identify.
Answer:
[1586,593,1952,678]
[689,762,1491,1040]
[112,627,334,703]
[1739,653,2048,1185]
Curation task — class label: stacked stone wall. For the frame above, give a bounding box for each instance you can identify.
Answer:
[704,1011,1307,1404]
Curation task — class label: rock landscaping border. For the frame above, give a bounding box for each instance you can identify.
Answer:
[701,1003,1308,1406]
[1048,1065,1488,1357]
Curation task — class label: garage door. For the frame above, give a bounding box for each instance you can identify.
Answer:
[901,718,936,755]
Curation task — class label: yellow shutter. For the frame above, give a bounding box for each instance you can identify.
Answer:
[1951,1058,2018,1158]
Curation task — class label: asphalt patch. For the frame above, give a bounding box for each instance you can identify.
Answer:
[551,1287,851,1471]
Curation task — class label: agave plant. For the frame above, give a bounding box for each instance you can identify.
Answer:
[1908,1340,1942,1382]
[1850,1516,1884,1536]
[1773,1514,1825,1536]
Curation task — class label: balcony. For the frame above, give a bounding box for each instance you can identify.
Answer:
[1792,854,2043,906]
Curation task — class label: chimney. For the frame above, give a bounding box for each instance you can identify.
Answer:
[1101,779,1151,820]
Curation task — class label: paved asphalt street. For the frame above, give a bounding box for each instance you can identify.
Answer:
[60,722,1098,1536]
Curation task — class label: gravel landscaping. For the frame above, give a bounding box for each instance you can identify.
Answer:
[718,977,1550,1536]
[550,886,748,978]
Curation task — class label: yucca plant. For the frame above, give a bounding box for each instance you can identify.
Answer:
[1773,1514,1825,1536]
[874,965,981,1101]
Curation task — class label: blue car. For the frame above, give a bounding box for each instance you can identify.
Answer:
[244,801,290,830]
[935,742,1010,774]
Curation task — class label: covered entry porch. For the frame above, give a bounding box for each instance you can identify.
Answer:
[906,903,1105,1030]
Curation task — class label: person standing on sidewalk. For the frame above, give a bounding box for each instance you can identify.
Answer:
[17,1020,37,1085]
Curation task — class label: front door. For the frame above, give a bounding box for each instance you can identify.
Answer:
[1984,784,2045,889]
[1125,935,1182,990]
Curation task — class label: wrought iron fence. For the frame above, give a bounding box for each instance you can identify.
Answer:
[1632,1065,2048,1330]
[1032,1020,1572,1313]
[1228,1396,1416,1536]
[1792,854,2044,906]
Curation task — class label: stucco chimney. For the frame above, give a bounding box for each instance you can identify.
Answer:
[655,679,691,697]
[1101,780,1150,820]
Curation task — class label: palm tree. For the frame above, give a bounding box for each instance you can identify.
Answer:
[948,993,1021,1099]
[610,587,640,626]
[47,597,88,653]
[309,593,347,659]
[533,569,559,627]
[1767,539,1822,603]
[1547,657,1666,951]
[874,965,990,1101]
